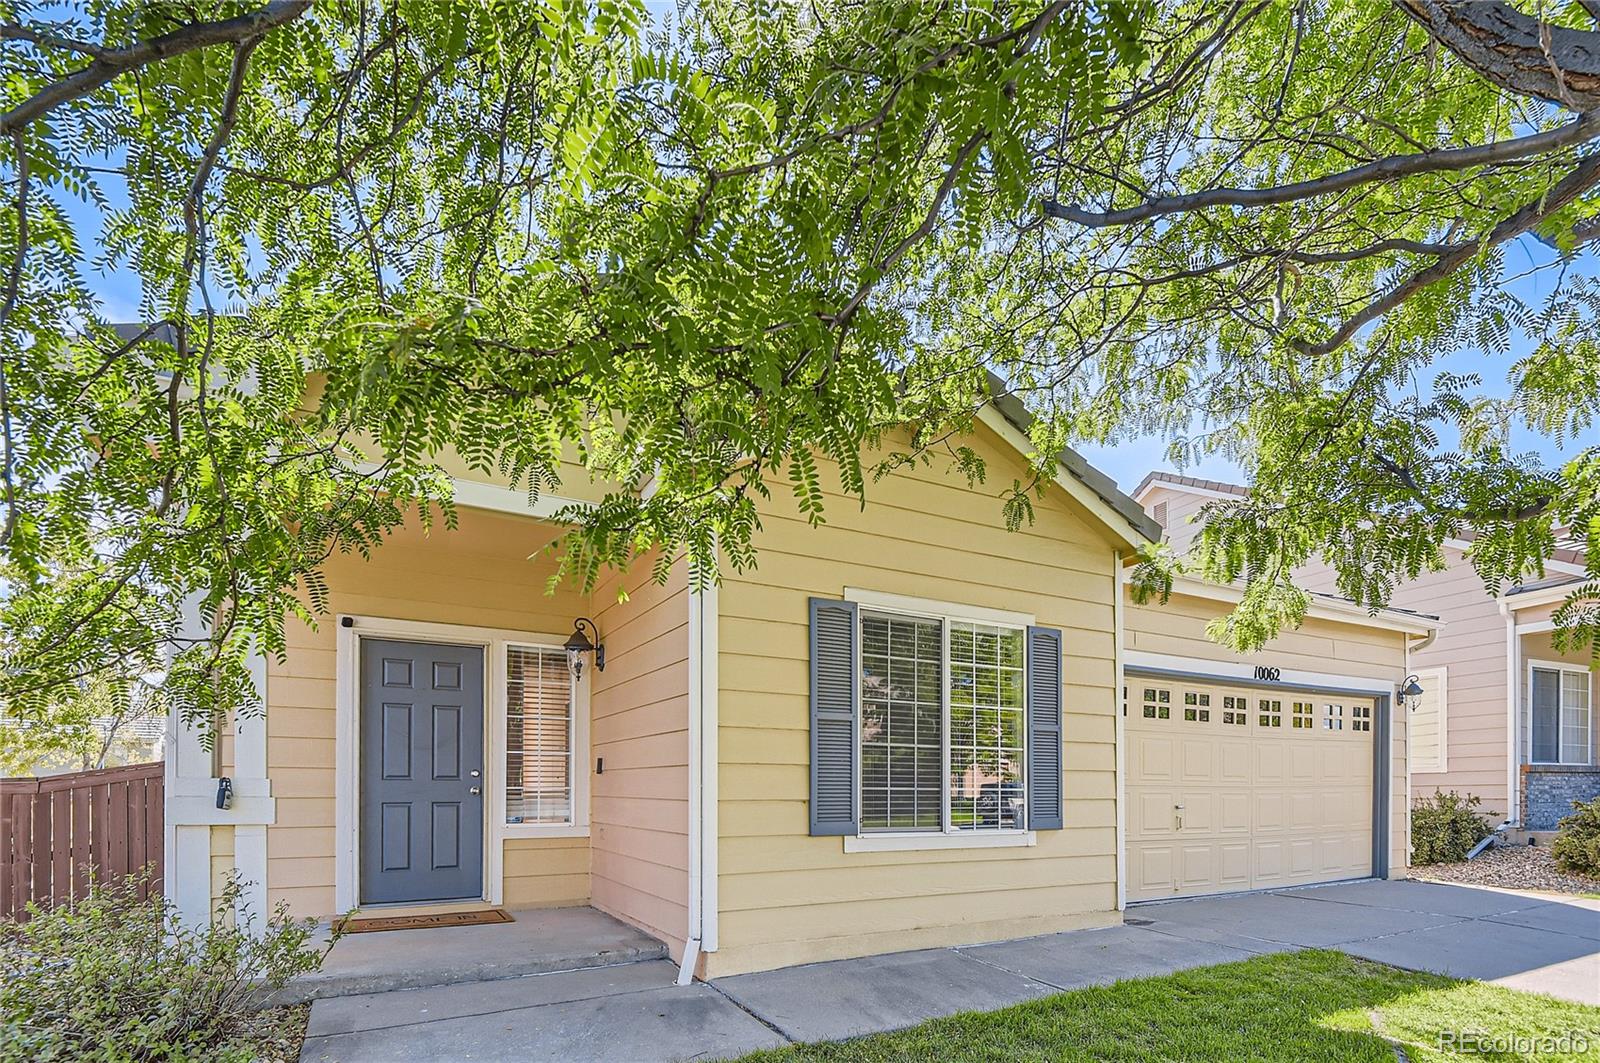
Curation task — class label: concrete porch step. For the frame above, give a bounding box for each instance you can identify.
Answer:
[276,906,670,1005]
[1499,829,1559,847]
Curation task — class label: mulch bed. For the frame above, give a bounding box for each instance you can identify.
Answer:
[1412,842,1600,896]
[238,1003,309,1062]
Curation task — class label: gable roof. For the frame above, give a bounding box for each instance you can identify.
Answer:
[981,378,1160,550]
[1133,470,1248,502]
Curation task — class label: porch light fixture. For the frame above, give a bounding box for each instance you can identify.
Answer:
[564,617,604,679]
[1400,675,1424,711]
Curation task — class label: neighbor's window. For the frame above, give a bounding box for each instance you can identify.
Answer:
[859,610,1025,834]
[505,645,574,824]
[1530,664,1592,766]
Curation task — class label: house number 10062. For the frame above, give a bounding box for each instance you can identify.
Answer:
[1253,666,1282,682]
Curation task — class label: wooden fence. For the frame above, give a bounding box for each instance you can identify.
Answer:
[0,761,163,921]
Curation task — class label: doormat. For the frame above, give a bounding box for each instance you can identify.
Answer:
[334,908,514,934]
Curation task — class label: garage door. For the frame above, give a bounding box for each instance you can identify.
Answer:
[1126,678,1374,902]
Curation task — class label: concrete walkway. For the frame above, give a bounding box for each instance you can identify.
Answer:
[298,880,1600,1062]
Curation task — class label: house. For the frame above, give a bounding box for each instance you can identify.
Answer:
[1135,472,1597,837]
[162,404,1431,981]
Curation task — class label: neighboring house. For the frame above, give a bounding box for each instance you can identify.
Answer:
[163,400,1430,981]
[1135,472,1598,836]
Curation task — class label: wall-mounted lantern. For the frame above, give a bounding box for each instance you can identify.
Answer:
[564,617,605,680]
[1400,675,1425,711]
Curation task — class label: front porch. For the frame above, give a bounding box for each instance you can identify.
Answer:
[279,905,668,1004]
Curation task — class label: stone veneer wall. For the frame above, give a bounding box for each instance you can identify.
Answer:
[1521,765,1600,830]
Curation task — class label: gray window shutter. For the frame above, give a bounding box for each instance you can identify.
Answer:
[1026,625,1064,830]
[810,597,859,836]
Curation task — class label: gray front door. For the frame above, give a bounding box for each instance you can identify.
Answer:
[360,638,485,904]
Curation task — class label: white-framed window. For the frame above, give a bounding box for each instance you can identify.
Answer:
[1528,660,1593,766]
[848,589,1029,838]
[504,644,577,827]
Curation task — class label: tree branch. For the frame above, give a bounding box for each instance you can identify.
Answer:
[1396,0,1600,109]
[0,1,309,135]
[1043,108,1600,227]
[0,128,24,549]
[1295,151,1600,355]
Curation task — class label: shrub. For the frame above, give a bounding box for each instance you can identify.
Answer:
[1410,790,1494,865]
[0,872,330,1063]
[1553,797,1600,878]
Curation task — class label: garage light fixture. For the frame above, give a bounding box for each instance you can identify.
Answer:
[1400,675,1424,711]
[564,617,605,680]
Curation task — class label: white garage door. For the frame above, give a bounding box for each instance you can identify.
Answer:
[1126,678,1375,902]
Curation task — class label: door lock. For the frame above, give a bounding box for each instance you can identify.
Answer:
[470,770,480,778]
[469,786,481,796]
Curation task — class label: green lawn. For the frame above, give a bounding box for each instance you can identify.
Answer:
[732,950,1600,1062]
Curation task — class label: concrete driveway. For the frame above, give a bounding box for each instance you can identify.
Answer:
[299,880,1600,1062]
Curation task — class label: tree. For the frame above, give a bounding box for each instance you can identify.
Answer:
[0,0,1594,738]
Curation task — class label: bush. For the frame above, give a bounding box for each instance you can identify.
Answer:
[0,873,330,1063]
[1411,790,1494,865]
[1553,797,1600,878]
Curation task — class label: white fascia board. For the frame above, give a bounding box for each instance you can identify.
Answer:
[352,462,595,522]
[1132,479,1244,504]
[1504,582,1588,612]
[973,407,1150,553]
[1163,576,1442,637]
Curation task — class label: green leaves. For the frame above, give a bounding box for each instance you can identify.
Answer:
[1,0,1595,740]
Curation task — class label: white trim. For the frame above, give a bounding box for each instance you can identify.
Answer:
[165,593,215,929]
[334,613,590,914]
[352,464,593,522]
[1113,551,1128,912]
[844,830,1037,853]
[1407,666,1448,775]
[1525,657,1594,767]
[1132,479,1244,504]
[1505,582,1587,611]
[683,565,720,980]
[1501,597,1520,825]
[1516,619,1557,635]
[1122,649,1396,696]
[844,589,1032,844]
[450,477,594,522]
[1165,577,1441,636]
[843,587,1035,628]
[975,406,1150,552]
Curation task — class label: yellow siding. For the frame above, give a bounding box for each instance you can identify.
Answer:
[265,507,592,919]
[589,554,691,958]
[707,423,1125,977]
[1125,589,1411,880]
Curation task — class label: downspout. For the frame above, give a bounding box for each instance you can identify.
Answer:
[679,568,719,985]
[1113,551,1127,912]
[1499,596,1520,826]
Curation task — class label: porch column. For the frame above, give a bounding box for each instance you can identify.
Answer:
[163,595,276,930]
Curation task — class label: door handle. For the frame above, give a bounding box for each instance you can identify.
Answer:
[470,770,481,778]
[469,786,481,796]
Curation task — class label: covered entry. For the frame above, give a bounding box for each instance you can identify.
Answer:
[1125,675,1377,902]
